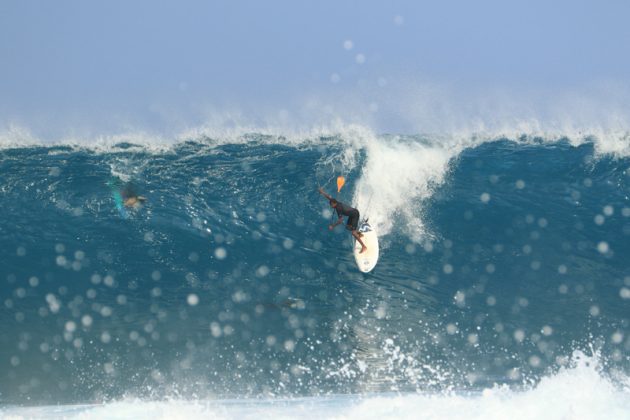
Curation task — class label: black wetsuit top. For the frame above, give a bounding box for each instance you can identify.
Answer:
[335,202,360,230]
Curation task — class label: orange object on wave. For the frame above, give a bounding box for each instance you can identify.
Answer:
[337,176,345,192]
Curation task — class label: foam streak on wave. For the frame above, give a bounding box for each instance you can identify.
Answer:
[350,136,453,239]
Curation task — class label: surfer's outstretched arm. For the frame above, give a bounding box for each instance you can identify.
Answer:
[318,187,332,201]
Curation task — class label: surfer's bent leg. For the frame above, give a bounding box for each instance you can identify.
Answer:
[347,210,366,252]
[352,229,367,253]
[346,210,363,237]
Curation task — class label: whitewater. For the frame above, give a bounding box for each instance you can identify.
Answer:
[0,126,628,419]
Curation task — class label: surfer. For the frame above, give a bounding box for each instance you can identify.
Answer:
[318,187,367,253]
[109,180,146,209]
[123,194,146,208]
[121,185,146,209]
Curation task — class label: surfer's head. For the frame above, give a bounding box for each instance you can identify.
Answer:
[124,195,147,208]
[329,198,338,208]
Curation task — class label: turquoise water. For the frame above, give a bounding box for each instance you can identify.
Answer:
[0,132,628,416]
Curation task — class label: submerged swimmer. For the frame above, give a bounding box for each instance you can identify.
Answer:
[122,193,146,208]
[318,187,367,253]
[108,178,146,212]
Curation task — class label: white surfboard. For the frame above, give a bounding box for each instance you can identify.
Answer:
[353,220,379,273]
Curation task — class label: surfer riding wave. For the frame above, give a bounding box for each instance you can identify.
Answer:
[318,187,367,253]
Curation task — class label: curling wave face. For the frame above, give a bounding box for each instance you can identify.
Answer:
[0,131,628,410]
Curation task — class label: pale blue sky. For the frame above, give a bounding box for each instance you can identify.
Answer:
[1,0,629,137]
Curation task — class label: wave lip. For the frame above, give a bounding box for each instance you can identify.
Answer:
[1,119,629,156]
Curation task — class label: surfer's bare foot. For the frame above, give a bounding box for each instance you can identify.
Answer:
[360,246,367,254]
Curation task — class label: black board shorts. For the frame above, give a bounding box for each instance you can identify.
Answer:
[345,209,360,231]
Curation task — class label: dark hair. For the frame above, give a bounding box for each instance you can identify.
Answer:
[329,198,338,205]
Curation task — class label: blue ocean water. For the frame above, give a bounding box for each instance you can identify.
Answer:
[0,132,629,418]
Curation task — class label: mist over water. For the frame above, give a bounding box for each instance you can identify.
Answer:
[0,129,628,418]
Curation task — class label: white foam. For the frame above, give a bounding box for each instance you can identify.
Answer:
[1,113,628,155]
[348,135,455,240]
[2,352,628,420]
[0,125,177,154]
